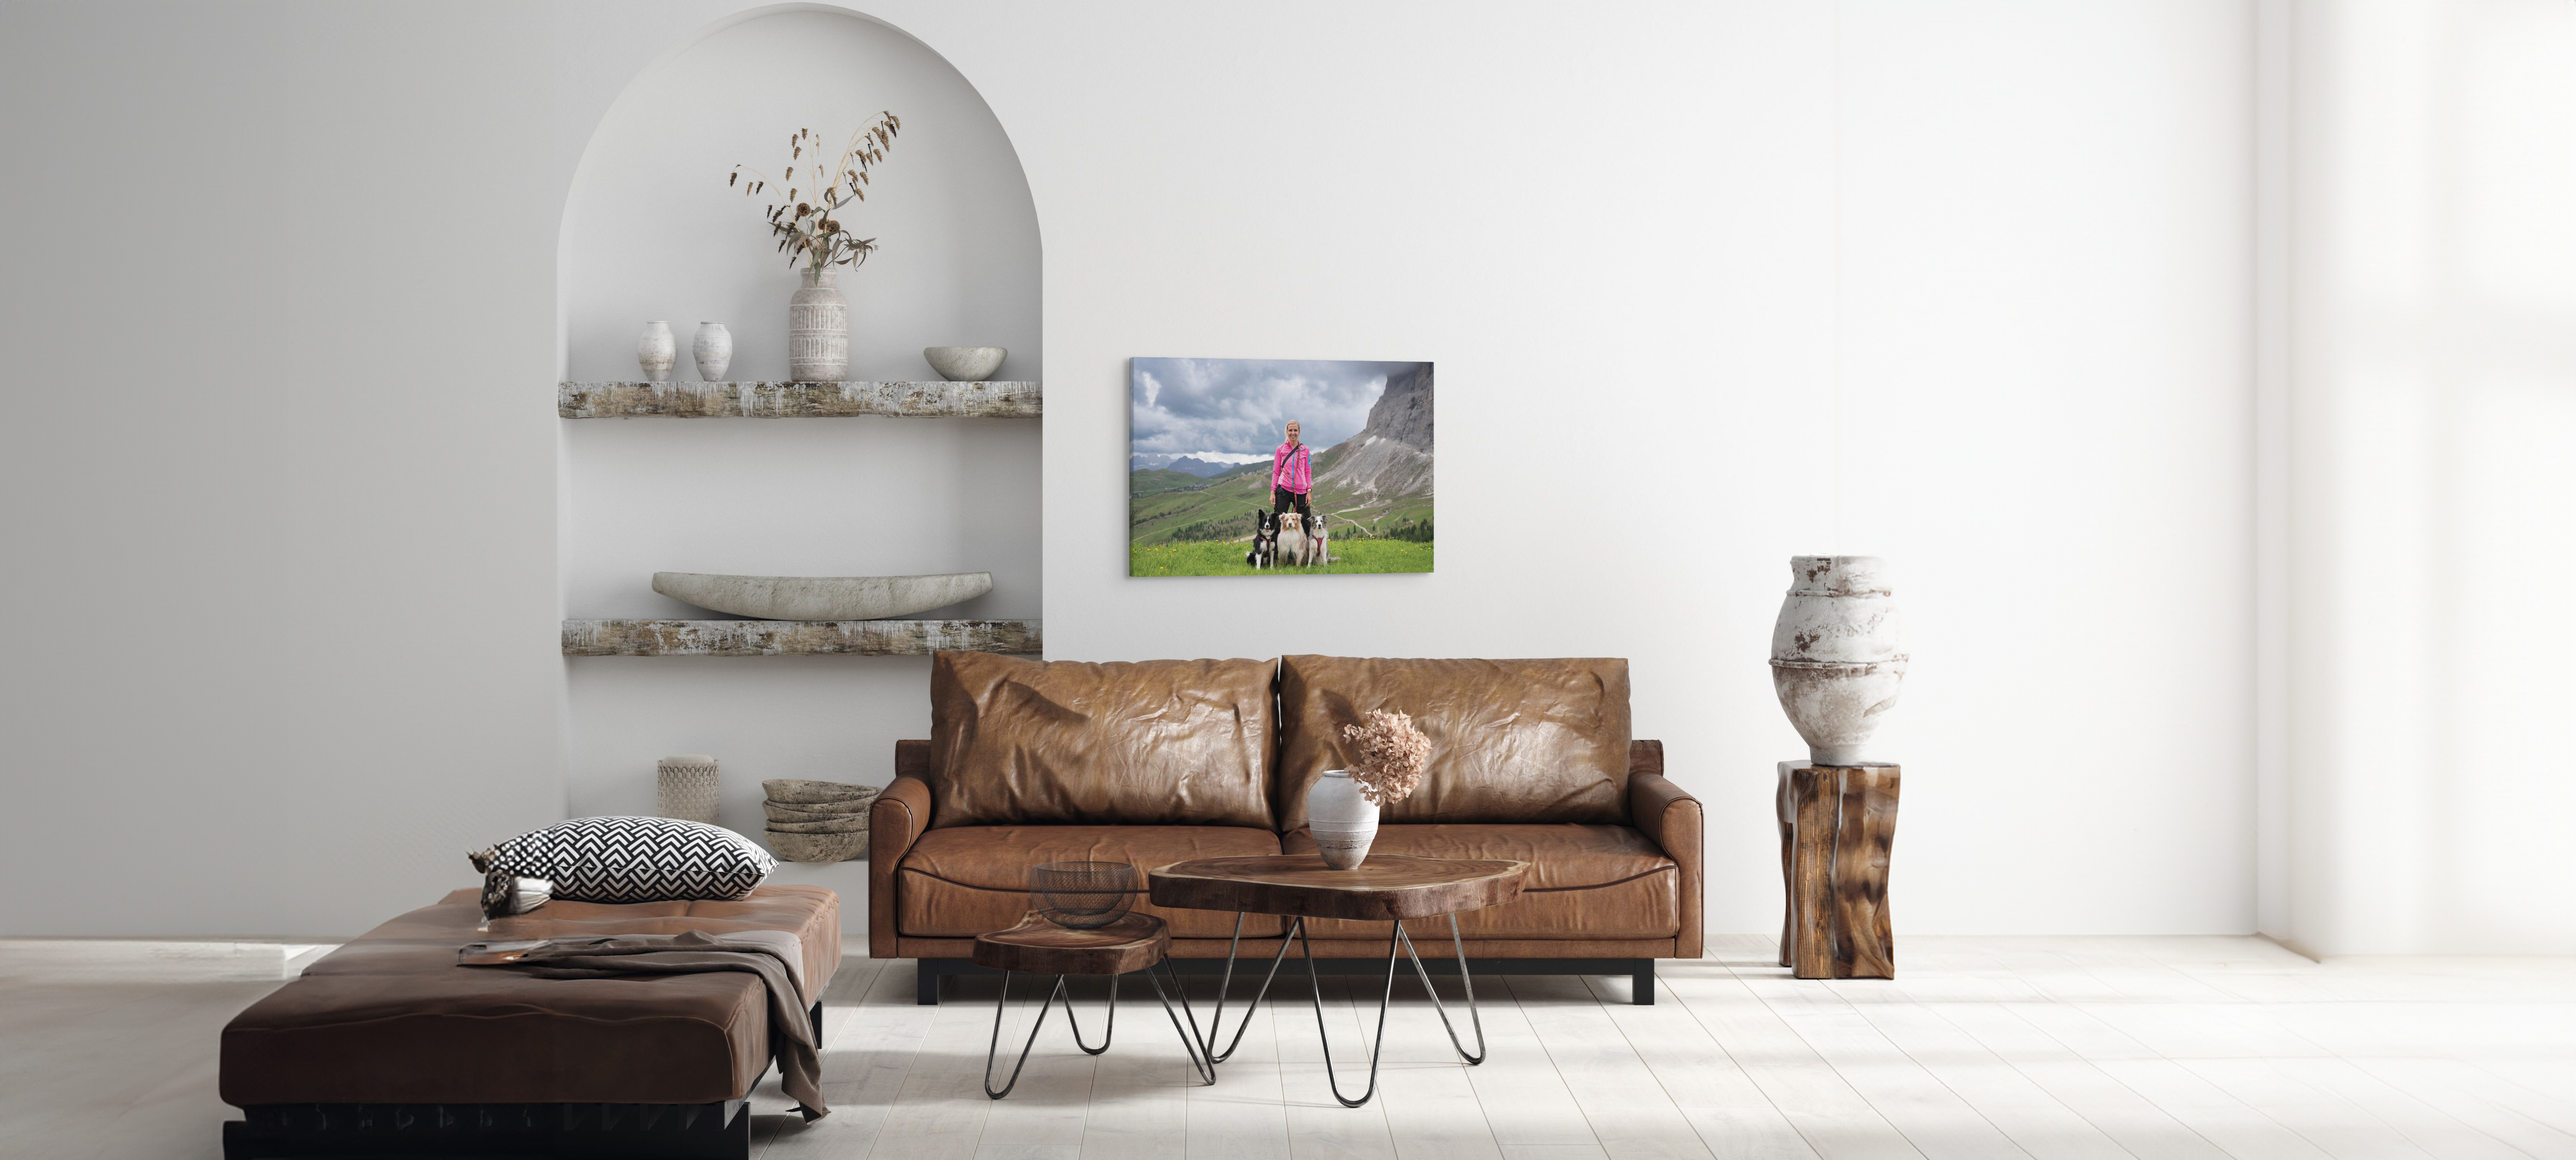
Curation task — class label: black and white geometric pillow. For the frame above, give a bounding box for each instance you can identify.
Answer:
[483,816,776,903]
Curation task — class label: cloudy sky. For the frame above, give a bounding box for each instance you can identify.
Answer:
[1131,358,1418,462]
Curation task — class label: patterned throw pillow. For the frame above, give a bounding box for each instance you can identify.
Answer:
[481,816,775,903]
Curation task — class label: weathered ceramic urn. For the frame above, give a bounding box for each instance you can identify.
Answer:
[1769,555,1907,765]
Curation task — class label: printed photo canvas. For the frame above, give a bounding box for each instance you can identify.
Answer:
[1130,358,1433,577]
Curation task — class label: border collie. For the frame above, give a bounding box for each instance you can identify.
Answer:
[1245,509,1280,568]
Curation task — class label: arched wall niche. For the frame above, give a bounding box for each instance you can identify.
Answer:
[554,6,1040,835]
[559,3,1040,383]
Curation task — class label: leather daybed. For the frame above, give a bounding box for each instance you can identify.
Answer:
[876,653,1703,1004]
[219,883,837,1160]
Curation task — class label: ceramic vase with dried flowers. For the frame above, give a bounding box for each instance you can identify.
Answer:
[1312,709,1431,869]
[730,113,902,382]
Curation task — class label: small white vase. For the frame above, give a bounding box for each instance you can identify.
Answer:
[788,267,848,382]
[692,323,732,382]
[1306,770,1380,870]
[636,322,676,382]
[1769,555,1908,765]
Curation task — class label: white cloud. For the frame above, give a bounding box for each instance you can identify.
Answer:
[1129,357,1410,457]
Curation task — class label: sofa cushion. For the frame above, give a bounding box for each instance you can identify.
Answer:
[1282,825,1678,940]
[1277,656,1632,826]
[899,825,1286,939]
[930,652,1278,828]
[220,884,837,1107]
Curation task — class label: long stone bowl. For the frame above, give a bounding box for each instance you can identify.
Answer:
[763,779,881,805]
[653,571,992,620]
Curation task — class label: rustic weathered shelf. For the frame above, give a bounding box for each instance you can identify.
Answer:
[558,380,1041,419]
[563,618,1041,657]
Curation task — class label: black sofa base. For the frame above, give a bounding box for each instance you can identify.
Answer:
[915,956,1656,1006]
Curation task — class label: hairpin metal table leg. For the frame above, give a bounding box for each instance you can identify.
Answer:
[1148,960,1219,1085]
[1299,916,1404,1108]
[1061,973,1117,1055]
[1398,914,1487,1064]
[1187,910,1298,1065]
[983,971,1056,1099]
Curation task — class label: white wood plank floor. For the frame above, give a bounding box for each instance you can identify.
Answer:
[4,933,2572,1159]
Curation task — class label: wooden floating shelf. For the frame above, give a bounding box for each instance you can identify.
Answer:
[559,380,1041,419]
[563,618,1041,657]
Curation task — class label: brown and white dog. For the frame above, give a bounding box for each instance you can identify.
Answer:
[1277,511,1328,567]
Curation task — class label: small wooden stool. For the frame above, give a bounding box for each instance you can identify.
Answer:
[971,912,1215,1098]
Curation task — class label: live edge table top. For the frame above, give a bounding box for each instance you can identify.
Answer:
[1148,855,1530,922]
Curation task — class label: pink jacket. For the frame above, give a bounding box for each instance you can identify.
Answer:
[1271,442,1312,493]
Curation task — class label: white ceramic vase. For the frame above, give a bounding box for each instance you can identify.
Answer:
[1769,555,1907,765]
[1306,770,1380,870]
[692,323,732,382]
[788,267,848,382]
[636,321,676,382]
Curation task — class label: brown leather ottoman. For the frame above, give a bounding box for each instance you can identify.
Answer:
[219,884,838,1160]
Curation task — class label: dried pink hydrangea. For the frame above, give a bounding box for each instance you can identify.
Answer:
[1341,709,1430,806]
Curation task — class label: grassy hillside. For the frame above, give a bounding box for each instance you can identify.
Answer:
[1128,442,1430,548]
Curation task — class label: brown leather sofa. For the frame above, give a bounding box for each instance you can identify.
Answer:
[872,653,1702,1004]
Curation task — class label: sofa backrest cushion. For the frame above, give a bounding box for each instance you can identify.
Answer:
[1276,655,1632,827]
[929,652,1278,829]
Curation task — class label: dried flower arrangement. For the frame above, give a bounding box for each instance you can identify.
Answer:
[728,111,903,274]
[1340,709,1431,806]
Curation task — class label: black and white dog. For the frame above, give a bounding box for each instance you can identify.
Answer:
[1245,509,1280,568]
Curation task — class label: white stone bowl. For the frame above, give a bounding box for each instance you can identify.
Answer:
[923,346,1007,382]
[654,571,992,620]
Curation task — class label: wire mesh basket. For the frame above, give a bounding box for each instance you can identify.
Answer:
[1029,861,1137,930]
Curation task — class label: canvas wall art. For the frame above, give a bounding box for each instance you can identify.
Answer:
[1130,357,1434,577]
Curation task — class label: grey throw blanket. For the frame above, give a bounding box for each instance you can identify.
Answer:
[459,929,828,1120]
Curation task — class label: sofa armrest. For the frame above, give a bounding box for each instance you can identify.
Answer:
[1627,740,1703,958]
[869,745,935,959]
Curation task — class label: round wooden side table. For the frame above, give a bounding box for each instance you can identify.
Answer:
[971,911,1215,1098]
[1147,854,1529,1108]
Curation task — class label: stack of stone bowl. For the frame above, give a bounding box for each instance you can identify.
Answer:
[761,778,882,863]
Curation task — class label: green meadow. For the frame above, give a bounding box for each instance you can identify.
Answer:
[1130,538,1435,577]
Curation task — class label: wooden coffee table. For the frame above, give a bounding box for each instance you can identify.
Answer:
[1148,854,1529,1107]
[971,912,1215,1098]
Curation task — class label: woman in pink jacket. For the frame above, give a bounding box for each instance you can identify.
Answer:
[1270,420,1313,521]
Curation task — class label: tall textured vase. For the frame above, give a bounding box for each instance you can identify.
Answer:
[1306,770,1380,870]
[787,266,848,382]
[1768,555,1906,764]
[657,754,721,825]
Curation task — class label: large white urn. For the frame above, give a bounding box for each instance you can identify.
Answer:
[1769,555,1906,765]
[1306,770,1380,870]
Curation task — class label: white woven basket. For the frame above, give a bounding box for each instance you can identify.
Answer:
[657,754,721,824]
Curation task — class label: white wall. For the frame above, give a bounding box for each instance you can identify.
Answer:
[2,0,2262,938]
[976,0,2259,936]
[555,9,1040,836]
[2266,0,2576,955]
[0,2,565,935]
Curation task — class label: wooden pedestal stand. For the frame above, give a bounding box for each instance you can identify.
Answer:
[1774,762,1900,979]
